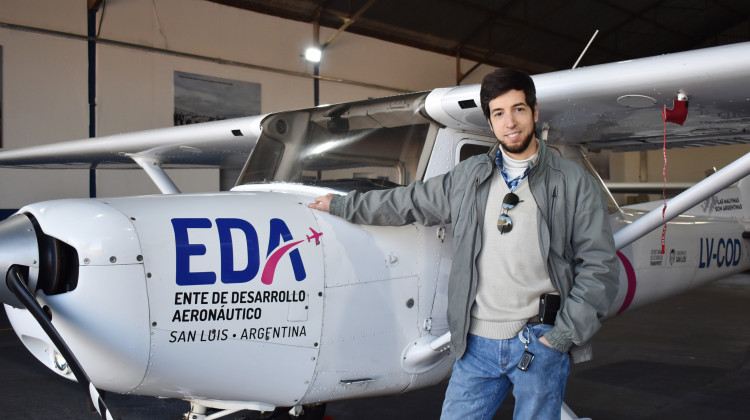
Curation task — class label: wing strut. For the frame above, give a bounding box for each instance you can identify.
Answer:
[401,331,451,373]
[614,150,750,250]
[127,155,181,194]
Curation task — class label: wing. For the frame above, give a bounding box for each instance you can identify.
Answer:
[425,41,750,152]
[0,115,266,170]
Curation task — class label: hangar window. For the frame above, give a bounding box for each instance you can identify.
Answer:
[237,92,435,192]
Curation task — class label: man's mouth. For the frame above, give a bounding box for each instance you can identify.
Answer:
[505,131,521,141]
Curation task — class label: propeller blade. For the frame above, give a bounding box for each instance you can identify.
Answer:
[6,266,117,420]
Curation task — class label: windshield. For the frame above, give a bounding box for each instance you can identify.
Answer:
[237,92,433,192]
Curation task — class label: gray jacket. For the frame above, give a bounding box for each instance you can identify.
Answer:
[329,140,620,363]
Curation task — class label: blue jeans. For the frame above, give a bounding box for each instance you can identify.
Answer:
[441,324,570,420]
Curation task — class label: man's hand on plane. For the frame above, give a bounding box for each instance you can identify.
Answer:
[308,194,335,212]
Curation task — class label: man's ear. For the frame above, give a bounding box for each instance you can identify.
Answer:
[534,104,539,122]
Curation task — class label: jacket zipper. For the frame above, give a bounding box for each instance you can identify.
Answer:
[547,185,561,294]
[551,185,557,214]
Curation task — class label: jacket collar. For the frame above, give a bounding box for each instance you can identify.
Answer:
[529,138,549,176]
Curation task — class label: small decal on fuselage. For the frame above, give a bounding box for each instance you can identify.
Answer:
[698,237,742,268]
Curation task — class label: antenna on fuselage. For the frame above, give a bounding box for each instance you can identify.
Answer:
[572,30,599,69]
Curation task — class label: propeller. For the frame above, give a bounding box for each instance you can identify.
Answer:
[1,214,117,420]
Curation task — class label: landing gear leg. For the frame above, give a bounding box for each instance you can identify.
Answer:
[275,404,327,420]
[184,402,241,420]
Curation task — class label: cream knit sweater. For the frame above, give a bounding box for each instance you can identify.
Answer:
[469,153,557,340]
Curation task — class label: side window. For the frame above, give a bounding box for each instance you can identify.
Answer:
[457,139,493,164]
[423,132,495,180]
[240,137,284,183]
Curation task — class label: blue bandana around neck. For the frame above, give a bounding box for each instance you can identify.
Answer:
[495,149,530,192]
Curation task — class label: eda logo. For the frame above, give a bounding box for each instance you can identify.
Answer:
[172,218,320,286]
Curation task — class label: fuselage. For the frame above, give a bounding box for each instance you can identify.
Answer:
[4,185,454,408]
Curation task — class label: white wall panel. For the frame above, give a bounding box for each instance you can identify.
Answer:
[0,0,84,34]
[0,12,90,208]
[0,0,488,208]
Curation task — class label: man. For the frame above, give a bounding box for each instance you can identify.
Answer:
[309,68,619,419]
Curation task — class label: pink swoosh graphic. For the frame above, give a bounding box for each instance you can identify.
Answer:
[616,251,637,315]
[261,240,304,285]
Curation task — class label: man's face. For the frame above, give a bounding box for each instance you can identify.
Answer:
[487,89,539,160]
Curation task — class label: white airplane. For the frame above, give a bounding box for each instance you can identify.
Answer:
[1,41,750,420]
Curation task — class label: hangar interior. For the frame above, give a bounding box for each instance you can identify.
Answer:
[0,0,749,210]
[1,2,750,420]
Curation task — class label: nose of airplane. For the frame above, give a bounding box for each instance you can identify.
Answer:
[0,214,40,308]
[0,212,116,420]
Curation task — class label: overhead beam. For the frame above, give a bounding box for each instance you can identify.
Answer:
[599,0,699,47]
[696,0,750,46]
[88,0,104,11]
[322,0,377,48]
[452,0,622,67]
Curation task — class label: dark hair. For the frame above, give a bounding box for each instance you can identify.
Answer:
[480,68,537,119]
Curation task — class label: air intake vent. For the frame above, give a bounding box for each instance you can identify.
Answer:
[27,215,79,296]
[458,100,477,109]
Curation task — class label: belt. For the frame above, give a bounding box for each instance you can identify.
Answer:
[526,315,555,326]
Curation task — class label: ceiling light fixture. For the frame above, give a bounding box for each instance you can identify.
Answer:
[305,46,322,63]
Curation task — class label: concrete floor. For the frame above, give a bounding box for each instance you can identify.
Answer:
[2,276,750,419]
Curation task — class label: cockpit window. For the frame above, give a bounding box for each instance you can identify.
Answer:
[236,92,433,192]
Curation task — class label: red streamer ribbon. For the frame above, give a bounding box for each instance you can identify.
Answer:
[661,99,688,253]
